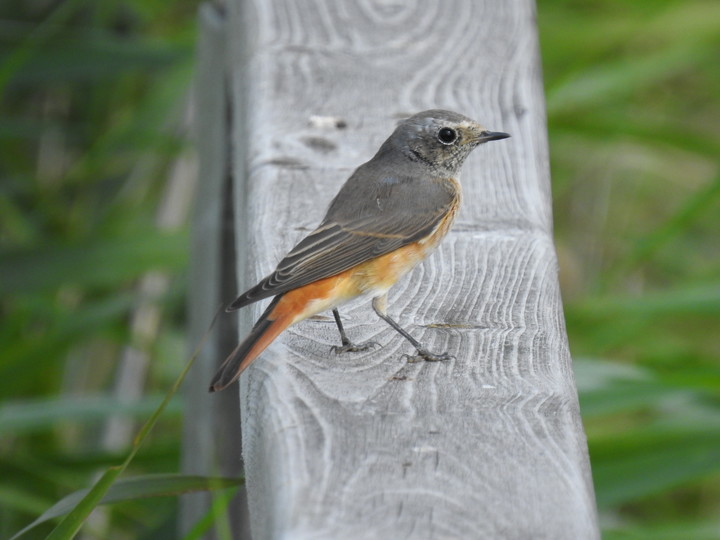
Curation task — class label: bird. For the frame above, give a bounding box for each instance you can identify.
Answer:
[209,109,509,392]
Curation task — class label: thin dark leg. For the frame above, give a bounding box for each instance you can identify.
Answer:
[371,297,453,362]
[330,308,379,354]
[332,308,352,346]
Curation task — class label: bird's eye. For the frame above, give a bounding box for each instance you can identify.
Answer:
[437,127,457,145]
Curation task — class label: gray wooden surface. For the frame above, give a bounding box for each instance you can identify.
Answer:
[182,4,250,538]
[224,0,599,538]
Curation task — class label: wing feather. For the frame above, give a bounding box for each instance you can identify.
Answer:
[227,167,460,311]
[227,208,449,310]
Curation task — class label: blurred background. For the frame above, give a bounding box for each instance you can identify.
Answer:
[1,0,718,538]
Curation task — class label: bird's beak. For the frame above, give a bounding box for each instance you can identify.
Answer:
[478,130,511,142]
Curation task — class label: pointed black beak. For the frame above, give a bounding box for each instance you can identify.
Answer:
[479,130,511,142]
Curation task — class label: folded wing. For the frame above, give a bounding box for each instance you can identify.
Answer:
[227,207,450,310]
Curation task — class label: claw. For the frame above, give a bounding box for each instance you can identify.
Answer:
[331,340,380,354]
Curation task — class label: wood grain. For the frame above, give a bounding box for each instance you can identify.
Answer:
[224,0,599,538]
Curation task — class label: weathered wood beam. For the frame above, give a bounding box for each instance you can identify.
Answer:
[224,0,599,538]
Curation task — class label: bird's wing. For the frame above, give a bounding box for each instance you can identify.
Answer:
[228,205,451,310]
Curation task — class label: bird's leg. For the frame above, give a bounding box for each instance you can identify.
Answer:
[371,295,453,363]
[330,308,379,354]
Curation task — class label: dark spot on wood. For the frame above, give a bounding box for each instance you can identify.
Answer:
[422,323,490,329]
[267,157,308,169]
[301,136,337,153]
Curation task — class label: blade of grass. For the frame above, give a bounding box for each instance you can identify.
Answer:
[9,306,224,540]
[550,112,720,158]
[0,395,182,435]
[547,41,716,114]
[0,230,188,295]
[43,466,123,540]
[606,175,720,283]
[181,486,240,540]
[575,358,720,417]
[7,38,189,85]
[591,422,720,507]
[570,284,720,318]
[10,475,243,539]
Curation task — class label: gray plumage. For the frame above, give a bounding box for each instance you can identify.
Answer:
[227,110,509,310]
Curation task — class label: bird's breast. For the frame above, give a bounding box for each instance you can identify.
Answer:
[418,177,462,251]
[354,176,462,295]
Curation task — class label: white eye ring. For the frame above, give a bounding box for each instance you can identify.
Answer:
[437,127,458,145]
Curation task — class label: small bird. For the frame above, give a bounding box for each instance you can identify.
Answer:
[210,110,509,392]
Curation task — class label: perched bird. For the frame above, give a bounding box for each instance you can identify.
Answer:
[210,109,509,392]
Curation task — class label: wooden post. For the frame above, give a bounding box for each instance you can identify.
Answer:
[221,0,599,538]
[182,4,251,538]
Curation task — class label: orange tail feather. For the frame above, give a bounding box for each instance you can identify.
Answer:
[209,296,292,392]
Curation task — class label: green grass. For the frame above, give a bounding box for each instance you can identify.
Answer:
[539,0,720,535]
[0,0,198,537]
[1,0,719,538]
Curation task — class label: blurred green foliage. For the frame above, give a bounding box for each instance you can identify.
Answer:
[539,0,720,536]
[0,0,197,537]
[1,0,718,538]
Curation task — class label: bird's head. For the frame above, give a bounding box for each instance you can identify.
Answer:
[389,109,510,176]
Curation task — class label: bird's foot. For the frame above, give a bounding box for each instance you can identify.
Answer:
[403,349,455,363]
[331,340,380,354]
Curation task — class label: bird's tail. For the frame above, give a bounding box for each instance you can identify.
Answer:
[209,296,291,392]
